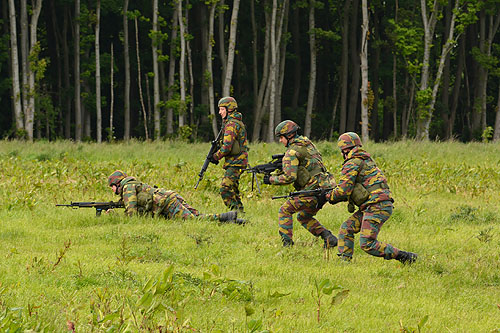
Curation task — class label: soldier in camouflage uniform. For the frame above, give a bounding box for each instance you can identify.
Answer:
[209,97,248,213]
[326,132,417,264]
[108,170,245,224]
[263,120,338,248]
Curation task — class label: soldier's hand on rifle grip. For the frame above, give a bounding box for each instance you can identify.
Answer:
[263,174,271,185]
[208,154,219,165]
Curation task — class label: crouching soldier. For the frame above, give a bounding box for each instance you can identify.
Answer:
[108,170,245,224]
[326,132,417,264]
[264,120,337,248]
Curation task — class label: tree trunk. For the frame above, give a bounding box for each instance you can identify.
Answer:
[222,0,240,96]
[291,5,301,111]
[123,0,131,140]
[418,0,458,140]
[152,0,160,139]
[346,0,360,132]
[8,0,24,136]
[134,16,149,140]
[20,0,28,117]
[447,35,465,139]
[186,2,195,127]
[110,43,115,141]
[267,0,278,142]
[494,84,500,141]
[95,0,102,143]
[218,0,227,81]
[206,2,218,137]
[304,0,316,137]
[275,0,290,128]
[25,0,43,141]
[63,6,71,139]
[178,0,186,128]
[251,0,259,138]
[360,0,369,142]
[74,0,81,141]
[339,0,351,134]
[166,6,179,135]
[416,0,439,140]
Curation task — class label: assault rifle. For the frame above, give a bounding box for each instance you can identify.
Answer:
[56,201,124,216]
[195,127,224,189]
[272,187,333,209]
[243,154,284,192]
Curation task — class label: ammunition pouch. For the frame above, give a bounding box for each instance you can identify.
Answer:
[349,183,370,206]
[229,139,241,156]
[137,187,154,213]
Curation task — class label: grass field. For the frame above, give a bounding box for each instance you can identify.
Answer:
[0,139,499,332]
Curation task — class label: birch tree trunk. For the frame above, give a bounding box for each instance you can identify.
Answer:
[178,0,186,128]
[123,0,131,140]
[275,0,290,128]
[304,0,316,138]
[360,0,369,142]
[134,16,149,140]
[222,0,240,96]
[152,0,160,139]
[418,0,459,140]
[166,6,179,135]
[415,0,439,140]
[218,0,227,81]
[25,0,42,141]
[267,0,278,142]
[8,0,24,136]
[20,0,28,116]
[186,2,195,127]
[95,0,102,143]
[339,0,351,134]
[206,1,218,137]
[74,0,82,141]
[63,6,71,139]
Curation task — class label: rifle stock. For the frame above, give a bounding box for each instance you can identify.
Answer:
[56,201,124,216]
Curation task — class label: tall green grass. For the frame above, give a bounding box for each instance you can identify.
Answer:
[0,139,499,331]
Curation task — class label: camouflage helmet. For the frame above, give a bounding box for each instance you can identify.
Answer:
[275,120,300,137]
[218,96,238,112]
[108,170,127,187]
[337,132,362,150]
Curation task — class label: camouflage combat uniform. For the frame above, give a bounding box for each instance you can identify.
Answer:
[118,176,220,221]
[329,147,401,260]
[269,135,335,245]
[212,111,248,212]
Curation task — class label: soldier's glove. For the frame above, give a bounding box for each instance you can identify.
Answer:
[263,174,271,185]
[316,189,328,209]
[208,154,219,165]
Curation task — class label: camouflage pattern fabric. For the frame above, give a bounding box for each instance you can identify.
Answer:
[212,111,249,169]
[278,196,329,244]
[337,200,399,260]
[119,177,219,221]
[329,147,391,205]
[271,135,334,245]
[220,166,244,212]
[268,135,328,191]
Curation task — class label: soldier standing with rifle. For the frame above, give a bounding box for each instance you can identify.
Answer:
[326,132,417,264]
[263,120,337,248]
[208,97,248,214]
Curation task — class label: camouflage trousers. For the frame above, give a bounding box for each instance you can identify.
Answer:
[220,167,244,212]
[338,200,400,260]
[278,196,329,244]
[154,190,219,221]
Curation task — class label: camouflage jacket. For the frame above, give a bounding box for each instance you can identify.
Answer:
[269,135,332,191]
[330,147,392,206]
[118,176,177,216]
[213,111,249,169]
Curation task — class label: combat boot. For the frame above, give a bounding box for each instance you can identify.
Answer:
[319,230,338,249]
[218,211,238,223]
[395,251,418,264]
[282,238,294,247]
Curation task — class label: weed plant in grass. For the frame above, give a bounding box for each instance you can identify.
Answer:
[0,140,499,331]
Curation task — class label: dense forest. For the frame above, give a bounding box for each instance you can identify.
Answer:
[1,0,500,143]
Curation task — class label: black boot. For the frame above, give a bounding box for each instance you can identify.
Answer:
[218,211,237,223]
[319,230,338,249]
[395,251,418,264]
[282,238,294,247]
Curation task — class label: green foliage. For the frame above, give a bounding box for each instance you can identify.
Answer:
[482,126,494,143]
[0,140,499,331]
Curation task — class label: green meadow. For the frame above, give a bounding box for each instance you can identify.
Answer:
[0,140,499,332]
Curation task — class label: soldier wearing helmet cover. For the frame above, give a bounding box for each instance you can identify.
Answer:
[107,170,245,224]
[263,120,338,248]
[326,132,417,264]
[208,97,249,213]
